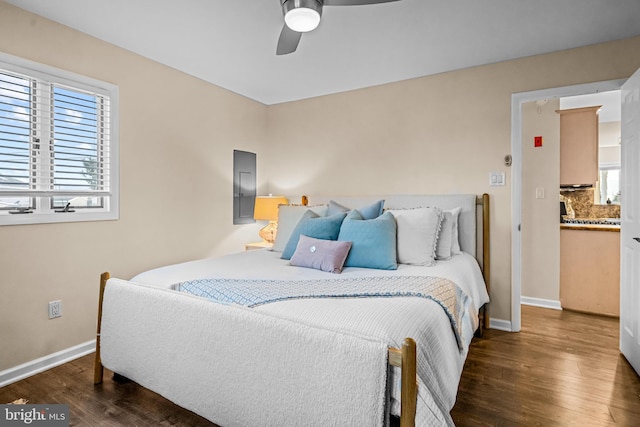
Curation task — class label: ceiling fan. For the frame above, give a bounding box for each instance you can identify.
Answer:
[276,0,402,55]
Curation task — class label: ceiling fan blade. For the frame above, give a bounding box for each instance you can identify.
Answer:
[323,0,401,5]
[276,24,302,55]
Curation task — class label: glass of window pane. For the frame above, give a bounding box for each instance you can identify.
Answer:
[599,169,621,204]
[52,195,103,209]
[0,196,32,210]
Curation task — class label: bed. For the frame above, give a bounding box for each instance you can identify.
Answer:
[94,194,491,427]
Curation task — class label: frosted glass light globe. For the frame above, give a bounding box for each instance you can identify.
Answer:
[285,7,321,32]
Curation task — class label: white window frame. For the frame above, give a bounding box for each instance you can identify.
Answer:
[0,52,119,226]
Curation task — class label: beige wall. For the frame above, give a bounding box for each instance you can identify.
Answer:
[2,0,640,372]
[266,36,640,325]
[0,2,268,369]
[521,99,561,302]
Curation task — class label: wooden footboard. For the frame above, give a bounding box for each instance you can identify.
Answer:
[388,338,417,427]
[94,273,418,426]
[93,271,109,385]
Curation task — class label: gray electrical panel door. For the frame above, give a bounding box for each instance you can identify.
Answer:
[233,150,256,224]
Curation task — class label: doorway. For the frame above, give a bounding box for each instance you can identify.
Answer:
[510,79,626,332]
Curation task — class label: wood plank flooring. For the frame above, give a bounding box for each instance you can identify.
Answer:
[0,357,215,426]
[451,305,640,426]
[1,305,639,426]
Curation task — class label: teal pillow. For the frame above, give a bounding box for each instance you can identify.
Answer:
[281,212,348,260]
[327,199,384,219]
[338,210,397,270]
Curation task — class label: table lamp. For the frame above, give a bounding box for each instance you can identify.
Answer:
[253,195,288,243]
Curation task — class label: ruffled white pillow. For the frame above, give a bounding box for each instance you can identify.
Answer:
[387,207,443,266]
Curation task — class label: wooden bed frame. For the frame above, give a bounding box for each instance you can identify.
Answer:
[93,193,490,427]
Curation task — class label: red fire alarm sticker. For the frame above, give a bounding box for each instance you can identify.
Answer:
[534,136,543,147]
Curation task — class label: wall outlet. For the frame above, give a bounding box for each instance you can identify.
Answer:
[48,300,62,319]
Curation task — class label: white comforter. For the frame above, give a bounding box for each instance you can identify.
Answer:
[131,249,489,426]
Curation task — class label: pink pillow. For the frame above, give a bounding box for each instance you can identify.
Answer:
[289,235,352,274]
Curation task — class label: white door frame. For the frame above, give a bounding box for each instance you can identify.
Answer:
[510,79,626,332]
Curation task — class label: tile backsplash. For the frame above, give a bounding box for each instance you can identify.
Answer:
[560,188,620,219]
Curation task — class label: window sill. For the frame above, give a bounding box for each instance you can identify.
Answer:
[0,210,119,226]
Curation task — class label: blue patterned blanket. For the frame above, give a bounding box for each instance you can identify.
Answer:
[174,275,471,350]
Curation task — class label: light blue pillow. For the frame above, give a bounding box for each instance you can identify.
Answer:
[338,210,397,270]
[272,204,328,252]
[282,212,348,260]
[327,199,384,219]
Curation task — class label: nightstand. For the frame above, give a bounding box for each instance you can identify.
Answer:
[244,241,273,251]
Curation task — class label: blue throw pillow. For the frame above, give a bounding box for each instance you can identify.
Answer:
[327,199,384,219]
[338,210,397,270]
[281,212,348,260]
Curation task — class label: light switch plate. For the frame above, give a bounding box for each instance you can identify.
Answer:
[489,172,505,186]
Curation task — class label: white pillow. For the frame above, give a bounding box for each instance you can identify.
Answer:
[436,210,455,260]
[447,207,462,255]
[272,205,328,252]
[388,207,443,266]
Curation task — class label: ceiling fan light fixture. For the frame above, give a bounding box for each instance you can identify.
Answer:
[283,0,322,33]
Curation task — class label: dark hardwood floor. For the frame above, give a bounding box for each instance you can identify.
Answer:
[0,357,215,426]
[451,305,640,426]
[1,305,639,426]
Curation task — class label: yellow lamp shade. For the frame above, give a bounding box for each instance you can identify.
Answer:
[254,195,288,243]
[253,196,288,221]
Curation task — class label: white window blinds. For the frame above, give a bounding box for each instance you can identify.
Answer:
[0,52,118,225]
[0,72,30,194]
[0,70,111,198]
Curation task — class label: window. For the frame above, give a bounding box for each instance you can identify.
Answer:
[598,166,621,205]
[0,53,118,225]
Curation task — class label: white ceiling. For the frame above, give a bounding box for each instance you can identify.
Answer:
[6,0,640,105]
[561,90,621,123]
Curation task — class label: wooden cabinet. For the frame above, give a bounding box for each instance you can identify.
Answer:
[560,227,620,316]
[557,106,601,186]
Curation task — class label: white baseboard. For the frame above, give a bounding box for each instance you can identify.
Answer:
[489,318,512,331]
[487,298,562,333]
[521,296,562,310]
[0,340,95,388]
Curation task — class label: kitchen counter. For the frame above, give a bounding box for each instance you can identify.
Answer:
[560,223,620,232]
